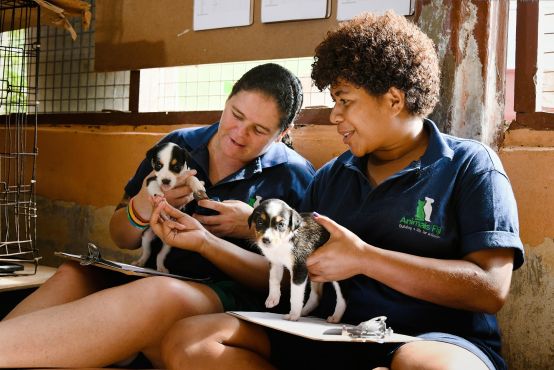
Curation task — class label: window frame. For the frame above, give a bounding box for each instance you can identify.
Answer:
[514,0,554,128]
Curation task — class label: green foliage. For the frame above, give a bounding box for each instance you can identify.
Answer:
[0,29,29,114]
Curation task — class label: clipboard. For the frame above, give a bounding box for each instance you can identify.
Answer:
[55,243,211,282]
[227,311,420,343]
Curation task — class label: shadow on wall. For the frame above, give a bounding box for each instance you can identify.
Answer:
[36,196,138,267]
[498,239,554,369]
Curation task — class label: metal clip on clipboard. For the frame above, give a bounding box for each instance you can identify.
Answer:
[341,316,393,343]
[80,243,120,269]
[80,243,101,266]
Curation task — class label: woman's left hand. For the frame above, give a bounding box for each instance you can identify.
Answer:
[192,199,254,239]
[306,213,369,282]
[150,200,209,255]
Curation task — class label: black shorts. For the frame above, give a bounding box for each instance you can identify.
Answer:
[207,280,265,311]
[267,329,504,370]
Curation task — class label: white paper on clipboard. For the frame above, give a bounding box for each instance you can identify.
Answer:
[227,311,420,343]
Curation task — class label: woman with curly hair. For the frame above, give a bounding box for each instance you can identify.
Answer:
[158,11,523,370]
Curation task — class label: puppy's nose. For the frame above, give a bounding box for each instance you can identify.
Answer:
[161,178,171,185]
[262,237,270,245]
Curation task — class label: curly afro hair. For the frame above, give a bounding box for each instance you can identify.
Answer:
[311,11,440,117]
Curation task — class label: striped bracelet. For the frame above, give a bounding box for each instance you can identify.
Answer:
[127,197,149,230]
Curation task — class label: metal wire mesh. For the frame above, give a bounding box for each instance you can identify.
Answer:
[0,0,40,274]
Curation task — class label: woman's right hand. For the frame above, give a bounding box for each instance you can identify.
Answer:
[132,170,199,222]
[150,200,210,255]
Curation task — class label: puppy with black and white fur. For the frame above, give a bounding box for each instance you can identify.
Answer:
[248,198,346,322]
[133,141,208,272]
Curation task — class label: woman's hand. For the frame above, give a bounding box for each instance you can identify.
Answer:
[150,200,209,255]
[306,213,369,282]
[192,199,254,239]
[160,170,200,209]
[132,170,199,222]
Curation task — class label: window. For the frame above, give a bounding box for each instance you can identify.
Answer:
[139,58,332,112]
[513,0,554,127]
[0,29,32,115]
[32,0,331,115]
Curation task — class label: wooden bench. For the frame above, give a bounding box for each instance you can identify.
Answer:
[0,264,57,292]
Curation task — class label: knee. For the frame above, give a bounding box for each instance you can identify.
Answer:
[135,277,221,316]
[390,342,488,370]
[127,277,200,317]
[53,261,87,280]
[161,319,194,369]
[46,261,94,289]
[134,277,188,305]
[161,315,222,370]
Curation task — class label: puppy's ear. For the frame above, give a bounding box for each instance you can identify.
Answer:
[247,212,254,229]
[146,143,161,160]
[174,144,190,164]
[146,144,161,169]
[289,208,302,231]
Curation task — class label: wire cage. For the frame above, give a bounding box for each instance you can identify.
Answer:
[0,0,40,275]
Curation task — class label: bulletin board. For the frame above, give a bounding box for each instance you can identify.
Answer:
[94,0,344,72]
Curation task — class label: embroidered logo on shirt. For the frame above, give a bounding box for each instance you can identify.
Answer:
[249,195,263,207]
[416,197,434,222]
[399,197,443,238]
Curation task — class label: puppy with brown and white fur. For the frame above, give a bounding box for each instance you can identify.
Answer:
[248,198,346,322]
[133,141,208,272]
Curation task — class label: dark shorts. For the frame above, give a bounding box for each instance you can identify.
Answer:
[207,280,265,312]
[80,261,264,313]
[267,329,504,370]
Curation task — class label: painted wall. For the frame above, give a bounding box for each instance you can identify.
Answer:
[497,129,554,369]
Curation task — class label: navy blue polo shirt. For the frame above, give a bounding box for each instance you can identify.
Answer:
[125,122,315,279]
[301,119,524,353]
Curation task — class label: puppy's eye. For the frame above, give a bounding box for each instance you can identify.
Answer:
[277,221,286,231]
[256,219,264,229]
[153,162,162,171]
[171,163,183,173]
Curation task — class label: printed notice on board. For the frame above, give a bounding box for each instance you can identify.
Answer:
[261,0,330,23]
[193,0,253,31]
[337,0,415,21]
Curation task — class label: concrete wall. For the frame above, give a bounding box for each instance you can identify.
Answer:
[497,129,554,369]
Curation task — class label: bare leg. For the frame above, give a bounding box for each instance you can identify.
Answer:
[162,313,275,370]
[3,261,111,320]
[391,340,490,370]
[0,276,222,368]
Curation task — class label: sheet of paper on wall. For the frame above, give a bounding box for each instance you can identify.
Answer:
[227,311,421,343]
[337,0,415,21]
[193,0,253,31]
[261,0,330,23]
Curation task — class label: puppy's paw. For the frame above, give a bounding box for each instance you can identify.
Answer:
[149,194,165,208]
[132,259,146,267]
[265,294,280,308]
[152,193,165,201]
[301,305,315,316]
[327,314,342,324]
[193,190,209,201]
[284,312,300,321]
[156,264,170,274]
